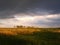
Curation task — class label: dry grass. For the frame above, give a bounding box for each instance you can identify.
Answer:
[0,28,40,35]
[0,28,60,35]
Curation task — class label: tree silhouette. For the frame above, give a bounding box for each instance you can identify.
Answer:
[17,25,23,28]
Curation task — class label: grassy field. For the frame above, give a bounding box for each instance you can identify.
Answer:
[0,28,60,45]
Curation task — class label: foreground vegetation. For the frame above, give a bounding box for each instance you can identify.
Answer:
[0,27,60,45]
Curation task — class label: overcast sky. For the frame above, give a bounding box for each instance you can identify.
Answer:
[0,0,60,27]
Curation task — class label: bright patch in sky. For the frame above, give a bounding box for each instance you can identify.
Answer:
[0,13,60,28]
[14,16,34,21]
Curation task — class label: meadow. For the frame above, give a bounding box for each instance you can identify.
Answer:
[0,27,60,45]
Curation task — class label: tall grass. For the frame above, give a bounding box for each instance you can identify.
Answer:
[0,28,60,45]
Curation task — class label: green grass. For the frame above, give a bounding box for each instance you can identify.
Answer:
[0,28,60,45]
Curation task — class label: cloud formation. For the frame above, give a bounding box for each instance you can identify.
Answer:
[0,0,60,18]
[0,14,60,27]
[0,0,60,27]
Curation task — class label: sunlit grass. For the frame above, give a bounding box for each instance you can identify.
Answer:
[0,27,60,45]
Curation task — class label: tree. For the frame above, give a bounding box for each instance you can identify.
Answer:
[17,25,23,28]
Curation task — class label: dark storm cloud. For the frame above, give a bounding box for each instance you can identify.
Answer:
[0,0,60,19]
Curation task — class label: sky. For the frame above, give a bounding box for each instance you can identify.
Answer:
[0,0,60,28]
